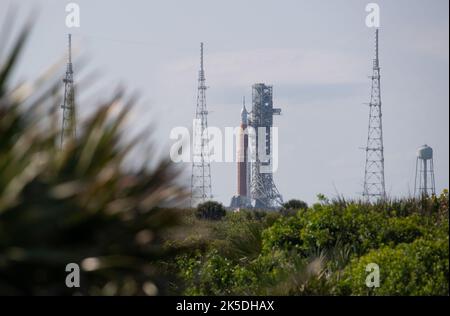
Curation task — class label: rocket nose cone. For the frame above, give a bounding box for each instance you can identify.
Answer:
[241,97,248,124]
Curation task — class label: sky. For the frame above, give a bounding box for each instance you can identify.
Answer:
[1,0,449,205]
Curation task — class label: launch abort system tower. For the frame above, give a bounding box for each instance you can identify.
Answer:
[249,83,283,209]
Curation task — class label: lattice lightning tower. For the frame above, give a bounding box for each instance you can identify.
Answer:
[191,42,212,207]
[363,29,386,202]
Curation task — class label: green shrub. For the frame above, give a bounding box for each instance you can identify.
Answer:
[282,199,308,210]
[195,201,226,221]
[262,203,386,257]
[336,238,449,296]
[380,214,425,246]
[262,213,306,253]
[178,249,236,295]
[262,202,436,258]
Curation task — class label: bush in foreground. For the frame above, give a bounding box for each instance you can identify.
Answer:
[0,21,186,295]
[336,238,449,295]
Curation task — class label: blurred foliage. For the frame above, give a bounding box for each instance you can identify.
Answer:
[0,22,187,295]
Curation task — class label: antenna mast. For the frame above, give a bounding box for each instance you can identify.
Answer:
[60,34,76,148]
[363,29,386,202]
[191,42,212,207]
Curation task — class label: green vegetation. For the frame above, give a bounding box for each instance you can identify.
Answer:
[282,199,308,211]
[174,193,449,296]
[195,201,227,221]
[337,238,449,296]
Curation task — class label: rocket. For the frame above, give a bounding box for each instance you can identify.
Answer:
[229,97,252,209]
[237,97,249,198]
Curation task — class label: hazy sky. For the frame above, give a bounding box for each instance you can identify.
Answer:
[2,0,449,205]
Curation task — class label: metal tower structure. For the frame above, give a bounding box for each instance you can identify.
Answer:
[249,83,283,209]
[191,42,212,207]
[414,145,436,197]
[60,34,76,148]
[363,29,386,203]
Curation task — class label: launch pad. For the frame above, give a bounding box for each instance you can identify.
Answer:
[230,83,283,210]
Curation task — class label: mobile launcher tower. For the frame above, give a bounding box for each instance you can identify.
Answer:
[230,83,283,210]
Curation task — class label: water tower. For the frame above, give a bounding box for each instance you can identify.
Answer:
[414,145,436,197]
